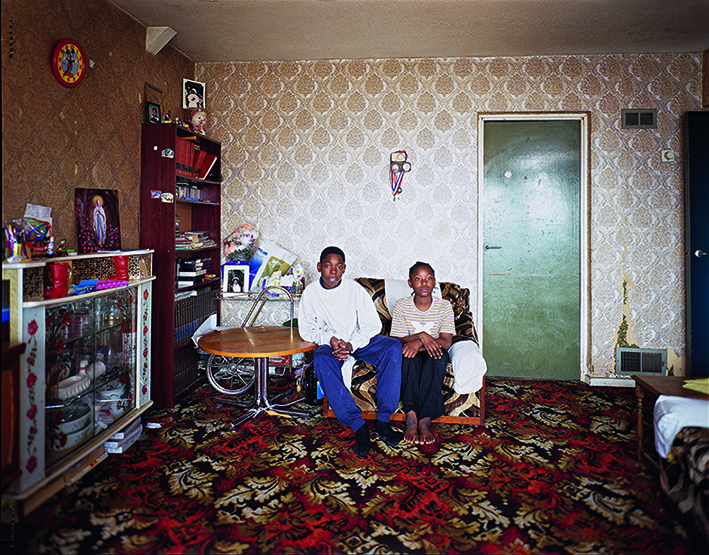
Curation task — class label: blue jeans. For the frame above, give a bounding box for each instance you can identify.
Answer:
[314,335,402,432]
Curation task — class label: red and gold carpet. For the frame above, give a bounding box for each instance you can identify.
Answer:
[3,378,700,554]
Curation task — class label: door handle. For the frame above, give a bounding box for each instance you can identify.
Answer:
[484,244,502,251]
[696,250,708,258]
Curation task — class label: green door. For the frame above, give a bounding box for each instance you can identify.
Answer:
[482,119,581,380]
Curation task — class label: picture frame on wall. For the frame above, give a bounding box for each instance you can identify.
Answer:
[222,264,249,296]
[183,79,205,109]
[145,83,163,107]
[75,188,122,253]
[146,102,161,124]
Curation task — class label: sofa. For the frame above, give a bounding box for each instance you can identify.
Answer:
[323,277,486,426]
[654,395,709,546]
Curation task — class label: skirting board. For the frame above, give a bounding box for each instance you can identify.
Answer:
[585,377,635,387]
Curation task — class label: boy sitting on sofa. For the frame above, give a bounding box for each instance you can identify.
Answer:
[298,246,403,456]
[391,261,455,445]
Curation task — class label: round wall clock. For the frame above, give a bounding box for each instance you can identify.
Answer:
[52,39,86,87]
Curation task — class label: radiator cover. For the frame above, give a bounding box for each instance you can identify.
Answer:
[615,348,667,376]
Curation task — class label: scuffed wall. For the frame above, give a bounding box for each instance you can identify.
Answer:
[1,0,194,249]
[197,53,702,381]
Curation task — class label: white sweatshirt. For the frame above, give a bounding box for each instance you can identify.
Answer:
[298,277,382,351]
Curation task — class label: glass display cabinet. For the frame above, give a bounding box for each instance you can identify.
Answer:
[2,250,154,516]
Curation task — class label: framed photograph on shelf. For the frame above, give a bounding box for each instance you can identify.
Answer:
[222,264,249,295]
[145,84,163,123]
[146,102,161,124]
[183,79,205,109]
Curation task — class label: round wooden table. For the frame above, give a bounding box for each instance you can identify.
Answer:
[198,326,316,426]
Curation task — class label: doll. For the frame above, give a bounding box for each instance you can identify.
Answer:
[190,110,206,134]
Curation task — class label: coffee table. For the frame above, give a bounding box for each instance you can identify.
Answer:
[632,375,709,462]
[198,326,316,427]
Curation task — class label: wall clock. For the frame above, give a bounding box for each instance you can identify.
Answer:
[52,39,86,87]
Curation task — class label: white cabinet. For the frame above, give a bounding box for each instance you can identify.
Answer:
[2,250,153,514]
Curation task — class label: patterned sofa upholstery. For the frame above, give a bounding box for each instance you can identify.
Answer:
[323,277,485,425]
[659,426,709,547]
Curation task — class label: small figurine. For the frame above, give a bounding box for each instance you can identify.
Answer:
[190,110,206,135]
[163,110,172,123]
[57,239,68,256]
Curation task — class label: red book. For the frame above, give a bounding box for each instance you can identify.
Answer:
[197,154,218,180]
[192,149,207,177]
[176,137,193,177]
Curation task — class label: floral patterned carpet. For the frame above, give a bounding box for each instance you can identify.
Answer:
[3,378,699,554]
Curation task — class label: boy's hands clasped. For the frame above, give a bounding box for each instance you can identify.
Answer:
[330,336,353,361]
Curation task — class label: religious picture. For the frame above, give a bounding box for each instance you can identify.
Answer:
[183,79,205,109]
[75,188,122,253]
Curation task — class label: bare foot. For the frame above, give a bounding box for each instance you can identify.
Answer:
[404,411,419,444]
[419,417,435,444]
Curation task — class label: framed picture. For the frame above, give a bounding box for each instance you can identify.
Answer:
[75,188,122,253]
[183,79,205,109]
[146,102,161,124]
[145,84,163,107]
[222,265,249,294]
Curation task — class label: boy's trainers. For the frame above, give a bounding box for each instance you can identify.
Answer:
[353,423,371,456]
[376,420,402,447]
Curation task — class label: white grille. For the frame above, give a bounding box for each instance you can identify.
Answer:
[615,348,667,376]
[621,109,657,129]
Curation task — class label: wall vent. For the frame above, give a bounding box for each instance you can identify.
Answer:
[621,109,657,129]
[615,348,667,376]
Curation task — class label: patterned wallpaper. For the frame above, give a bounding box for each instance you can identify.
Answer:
[197,53,704,381]
[1,0,194,250]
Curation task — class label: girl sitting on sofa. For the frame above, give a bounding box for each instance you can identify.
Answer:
[391,261,455,444]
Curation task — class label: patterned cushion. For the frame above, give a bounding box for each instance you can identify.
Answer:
[352,277,482,417]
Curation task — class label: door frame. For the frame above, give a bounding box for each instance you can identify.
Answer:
[477,112,591,380]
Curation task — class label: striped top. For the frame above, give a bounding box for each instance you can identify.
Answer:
[390,296,455,339]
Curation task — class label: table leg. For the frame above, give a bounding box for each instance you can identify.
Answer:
[635,384,644,462]
[230,357,309,427]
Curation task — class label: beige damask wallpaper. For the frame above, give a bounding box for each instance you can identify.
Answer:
[197,52,703,382]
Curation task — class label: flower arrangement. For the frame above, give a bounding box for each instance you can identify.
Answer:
[223,223,259,262]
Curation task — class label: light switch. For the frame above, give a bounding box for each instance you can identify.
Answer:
[661,150,675,162]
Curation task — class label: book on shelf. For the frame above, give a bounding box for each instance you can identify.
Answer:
[178,262,205,272]
[192,149,207,178]
[178,269,207,277]
[178,257,210,270]
[175,290,198,301]
[197,154,218,180]
[175,137,195,177]
[178,280,202,288]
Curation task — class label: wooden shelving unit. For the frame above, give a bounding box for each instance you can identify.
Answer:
[140,124,221,408]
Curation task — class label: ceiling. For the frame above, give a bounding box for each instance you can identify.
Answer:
[111,0,709,63]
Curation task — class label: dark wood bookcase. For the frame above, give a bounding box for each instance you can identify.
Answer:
[140,123,221,407]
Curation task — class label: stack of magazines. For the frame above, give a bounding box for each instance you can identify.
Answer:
[104,418,143,454]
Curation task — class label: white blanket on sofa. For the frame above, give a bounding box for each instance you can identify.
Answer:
[653,395,709,459]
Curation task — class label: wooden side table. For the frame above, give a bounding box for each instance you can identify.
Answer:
[632,375,709,463]
[199,326,316,427]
